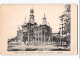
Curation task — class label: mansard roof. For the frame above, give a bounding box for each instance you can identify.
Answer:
[39,24,50,28]
[26,22,37,26]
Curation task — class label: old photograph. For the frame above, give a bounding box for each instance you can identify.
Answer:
[0,4,77,55]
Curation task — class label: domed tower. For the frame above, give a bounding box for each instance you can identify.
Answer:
[42,14,47,25]
[26,9,38,43]
[29,9,35,24]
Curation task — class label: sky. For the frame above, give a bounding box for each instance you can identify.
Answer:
[0,4,65,39]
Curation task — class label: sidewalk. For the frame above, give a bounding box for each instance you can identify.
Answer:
[8,44,70,51]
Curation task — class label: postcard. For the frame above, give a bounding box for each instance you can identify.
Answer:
[0,4,77,55]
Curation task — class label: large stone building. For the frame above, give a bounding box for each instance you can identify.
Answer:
[17,9,52,45]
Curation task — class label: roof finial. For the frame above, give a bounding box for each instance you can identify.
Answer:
[23,17,27,25]
[44,13,45,16]
[18,25,20,31]
[48,22,49,26]
[43,13,46,20]
[25,17,26,20]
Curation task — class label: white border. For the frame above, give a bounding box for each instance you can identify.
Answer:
[0,0,79,4]
[0,0,79,59]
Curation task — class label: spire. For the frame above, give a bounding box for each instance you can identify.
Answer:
[43,13,46,20]
[42,13,47,25]
[25,17,27,23]
[65,4,71,12]
[25,17,26,20]
[23,17,27,25]
[18,25,20,31]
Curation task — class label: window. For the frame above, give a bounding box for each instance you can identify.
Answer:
[39,33,41,35]
[39,37,41,41]
[42,27,44,29]
[37,28,38,31]
[36,38,38,40]
[39,27,41,30]
[36,33,38,36]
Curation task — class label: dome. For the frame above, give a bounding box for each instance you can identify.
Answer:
[30,9,34,14]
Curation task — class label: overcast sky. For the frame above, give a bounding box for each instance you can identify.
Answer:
[0,4,65,39]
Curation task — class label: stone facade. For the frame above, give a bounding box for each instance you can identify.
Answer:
[17,9,52,45]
